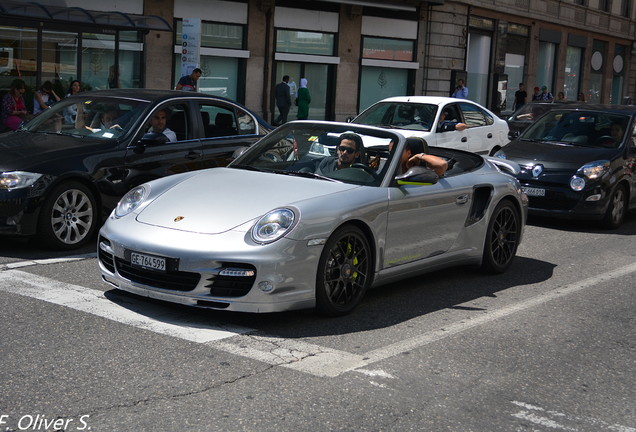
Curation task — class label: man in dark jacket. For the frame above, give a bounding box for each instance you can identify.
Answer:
[274,75,291,126]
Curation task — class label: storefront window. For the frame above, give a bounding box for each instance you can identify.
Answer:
[467,32,492,106]
[536,41,557,94]
[362,37,414,61]
[564,46,582,101]
[81,33,116,91]
[0,26,38,92]
[176,20,244,49]
[589,40,606,103]
[276,30,335,56]
[359,67,408,112]
[119,31,143,89]
[611,45,626,104]
[41,30,78,96]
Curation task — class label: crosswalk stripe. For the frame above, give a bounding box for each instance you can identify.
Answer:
[0,269,253,343]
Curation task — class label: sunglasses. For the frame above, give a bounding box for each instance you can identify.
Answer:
[338,145,356,154]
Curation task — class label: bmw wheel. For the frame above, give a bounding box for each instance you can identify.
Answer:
[316,225,372,316]
[481,200,520,274]
[38,181,98,250]
[602,185,627,229]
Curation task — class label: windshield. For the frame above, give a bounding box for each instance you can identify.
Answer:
[522,110,631,148]
[22,96,150,139]
[230,123,399,187]
[507,103,551,123]
[353,102,437,131]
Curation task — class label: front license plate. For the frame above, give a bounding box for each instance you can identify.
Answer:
[130,252,166,271]
[522,187,546,197]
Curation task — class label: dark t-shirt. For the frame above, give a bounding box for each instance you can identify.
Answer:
[178,75,197,91]
[514,90,527,108]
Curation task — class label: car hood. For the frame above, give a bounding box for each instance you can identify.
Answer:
[0,131,115,172]
[136,167,361,234]
[502,139,617,169]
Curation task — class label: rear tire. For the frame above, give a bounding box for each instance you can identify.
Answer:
[38,181,98,250]
[481,200,520,274]
[602,185,627,229]
[316,225,372,316]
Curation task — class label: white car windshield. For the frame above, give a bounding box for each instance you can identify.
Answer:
[231,123,400,187]
[22,96,150,140]
[352,102,438,131]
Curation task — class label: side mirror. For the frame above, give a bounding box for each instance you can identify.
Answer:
[140,132,169,145]
[395,166,439,185]
[508,130,520,140]
[135,132,168,154]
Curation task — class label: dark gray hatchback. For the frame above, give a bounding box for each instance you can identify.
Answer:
[495,104,636,228]
[0,89,272,249]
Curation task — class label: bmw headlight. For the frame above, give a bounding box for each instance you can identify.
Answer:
[493,149,507,159]
[579,160,610,180]
[0,171,43,190]
[251,208,296,244]
[115,184,150,218]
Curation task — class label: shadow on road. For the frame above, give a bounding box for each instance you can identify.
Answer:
[103,255,557,337]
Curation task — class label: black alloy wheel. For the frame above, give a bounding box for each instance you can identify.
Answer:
[316,225,372,316]
[602,184,627,229]
[481,200,520,274]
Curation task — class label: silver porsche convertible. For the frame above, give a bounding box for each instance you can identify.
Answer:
[98,121,528,316]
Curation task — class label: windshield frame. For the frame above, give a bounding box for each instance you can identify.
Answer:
[230,121,403,188]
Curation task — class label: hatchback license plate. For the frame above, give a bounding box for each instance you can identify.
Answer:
[130,252,166,271]
[522,187,546,197]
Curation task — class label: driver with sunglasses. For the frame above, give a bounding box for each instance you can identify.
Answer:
[316,132,364,175]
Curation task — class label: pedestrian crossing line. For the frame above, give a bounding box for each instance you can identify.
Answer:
[0,269,253,343]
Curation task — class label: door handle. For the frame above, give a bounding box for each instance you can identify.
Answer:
[456,195,469,205]
[487,133,493,138]
[461,137,467,142]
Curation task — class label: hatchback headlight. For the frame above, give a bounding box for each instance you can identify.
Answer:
[0,171,43,190]
[115,185,150,218]
[251,208,296,244]
[579,160,610,180]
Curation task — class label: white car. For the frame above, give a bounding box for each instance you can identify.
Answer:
[351,96,509,156]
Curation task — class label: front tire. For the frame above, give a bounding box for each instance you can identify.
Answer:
[602,185,627,229]
[481,200,520,274]
[316,225,372,316]
[38,181,98,250]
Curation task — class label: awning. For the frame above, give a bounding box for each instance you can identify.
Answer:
[0,1,172,32]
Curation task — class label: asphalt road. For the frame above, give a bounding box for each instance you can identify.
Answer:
[0,214,634,432]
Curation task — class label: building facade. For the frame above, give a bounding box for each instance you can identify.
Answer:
[1,0,634,121]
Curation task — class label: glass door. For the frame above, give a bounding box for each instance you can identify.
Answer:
[275,62,331,121]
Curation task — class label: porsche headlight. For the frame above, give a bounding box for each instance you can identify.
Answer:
[579,160,610,180]
[115,184,150,218]
[251,208,296,244]
[0,171,43,190]
[494,149,507,159]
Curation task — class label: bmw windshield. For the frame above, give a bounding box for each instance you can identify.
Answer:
[21,96,150,140]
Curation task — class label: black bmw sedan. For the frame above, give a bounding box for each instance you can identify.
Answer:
[0,89,272,249]
[495,104,636,228]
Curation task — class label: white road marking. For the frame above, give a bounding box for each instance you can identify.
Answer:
[510,401,636,432]
[0,269,253,343]
[210,261,636,377]
[1,259,634,379]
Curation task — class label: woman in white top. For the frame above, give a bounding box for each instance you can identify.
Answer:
[33,81,60,115]
[63,80,82,124]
